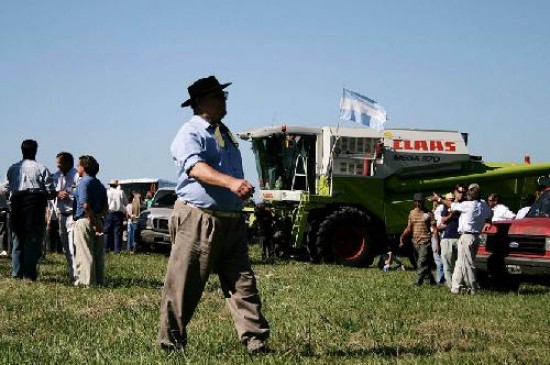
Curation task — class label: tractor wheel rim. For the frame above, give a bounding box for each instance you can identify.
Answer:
[332,225,366,261]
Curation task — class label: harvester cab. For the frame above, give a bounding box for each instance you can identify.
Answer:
[239,125,472,201]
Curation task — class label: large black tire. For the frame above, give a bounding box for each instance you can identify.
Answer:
[316,207,374,267]
[305,220,321,263]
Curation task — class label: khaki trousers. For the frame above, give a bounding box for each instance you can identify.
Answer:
[157,200,270,348]
[58,214,77,280]
[451,233,479,292]
[73,218,104,286]
[440,237,458,289]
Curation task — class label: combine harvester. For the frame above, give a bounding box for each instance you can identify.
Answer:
[239,125,550,266]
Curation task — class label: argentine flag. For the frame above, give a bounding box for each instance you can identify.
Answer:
[339,88,387,132]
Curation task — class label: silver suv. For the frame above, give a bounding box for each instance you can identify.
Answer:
[135,187,177,251]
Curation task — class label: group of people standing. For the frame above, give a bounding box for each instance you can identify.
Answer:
[103,179,144,253]
[399,181,534,295]
[0,142,153,286]
[0,142,108,286]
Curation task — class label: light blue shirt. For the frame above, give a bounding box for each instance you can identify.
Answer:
[1,159,55,198]
[170,115,244,211]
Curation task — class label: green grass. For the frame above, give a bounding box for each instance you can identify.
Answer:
[0,247,549,364]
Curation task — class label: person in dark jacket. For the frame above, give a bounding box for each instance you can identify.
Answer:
[255,203,275,261]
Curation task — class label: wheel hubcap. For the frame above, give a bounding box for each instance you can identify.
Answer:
[332,225,366,261]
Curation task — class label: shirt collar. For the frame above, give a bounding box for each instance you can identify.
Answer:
[191,115,216,130]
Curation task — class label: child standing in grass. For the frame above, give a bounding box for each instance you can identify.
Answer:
[73,155,107,287]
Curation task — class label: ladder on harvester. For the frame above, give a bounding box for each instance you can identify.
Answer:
[291,194,310,248]
[291,154,309,192]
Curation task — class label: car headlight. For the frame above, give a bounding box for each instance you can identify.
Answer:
[478,233,487,246]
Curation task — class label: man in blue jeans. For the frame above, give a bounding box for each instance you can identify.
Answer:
[103,179,127,253]
[432,196,446,284]
[0,139,56,280]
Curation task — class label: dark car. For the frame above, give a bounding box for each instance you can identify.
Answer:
[134,187,177,251]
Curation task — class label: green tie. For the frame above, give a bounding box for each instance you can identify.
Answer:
[214,124,225,148]
[214,123,239,148]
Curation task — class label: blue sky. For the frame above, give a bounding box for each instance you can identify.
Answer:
[1,1,549,185]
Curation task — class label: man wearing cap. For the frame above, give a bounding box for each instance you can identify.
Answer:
[0,139,56,280]
[157,76,270,354]
[432,184,493,294]
[103,179,127,253]
[399,192,438,286]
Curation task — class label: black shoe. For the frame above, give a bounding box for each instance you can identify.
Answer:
[159,342,185,353]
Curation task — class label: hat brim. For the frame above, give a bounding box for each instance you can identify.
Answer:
[180,82,232,108]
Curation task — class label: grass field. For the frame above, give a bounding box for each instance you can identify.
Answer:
[0,246,549,364]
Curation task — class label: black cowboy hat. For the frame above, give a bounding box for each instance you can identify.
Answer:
[181,76,232,108]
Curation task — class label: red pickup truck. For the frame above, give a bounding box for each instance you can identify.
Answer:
[476,184,550,289]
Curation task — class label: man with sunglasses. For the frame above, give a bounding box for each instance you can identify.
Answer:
[157,76,270,354]
[437,184,466,289]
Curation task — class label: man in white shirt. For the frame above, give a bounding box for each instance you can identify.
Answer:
[52,152,79,281]
[432,183,493,294]
[487,193,516,221]
[104,179,128,253]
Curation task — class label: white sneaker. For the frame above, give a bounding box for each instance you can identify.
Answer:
[0,250,8,257]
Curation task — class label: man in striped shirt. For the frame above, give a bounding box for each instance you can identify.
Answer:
[400,192,439,286]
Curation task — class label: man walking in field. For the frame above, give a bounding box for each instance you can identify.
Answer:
[399,192,438,286]
[157,76,270,354]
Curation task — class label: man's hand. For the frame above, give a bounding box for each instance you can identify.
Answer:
[57,190,70,200]
[229,179,255,200]
[189,162,255,200]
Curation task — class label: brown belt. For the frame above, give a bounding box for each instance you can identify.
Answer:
[184,201,242,219]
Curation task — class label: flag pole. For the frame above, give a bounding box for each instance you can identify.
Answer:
[327,87,346,195]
